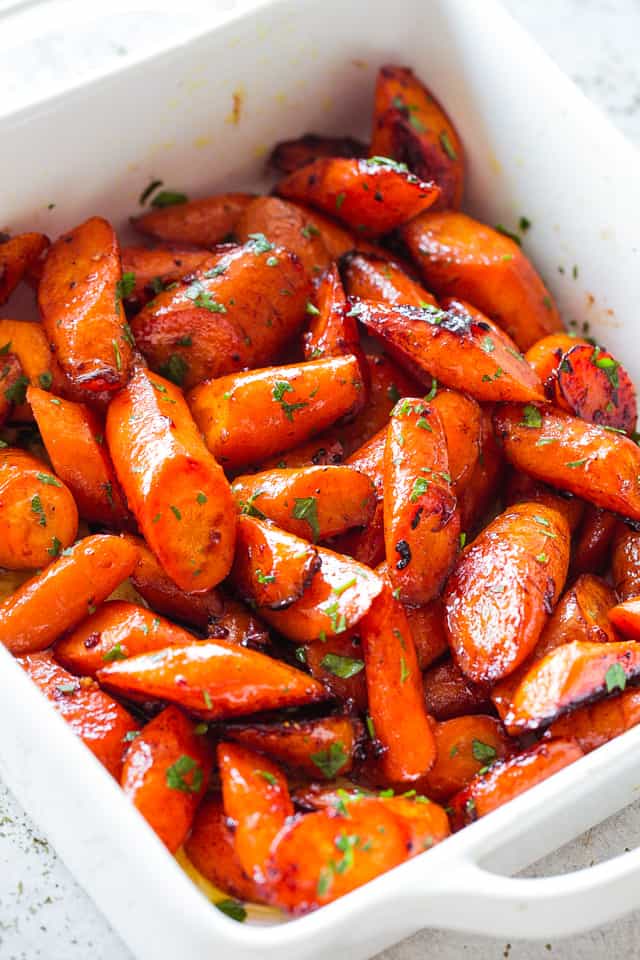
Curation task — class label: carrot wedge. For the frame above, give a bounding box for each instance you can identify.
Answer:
[0,534,138,655]
[421,716,510,801]
[235,196,332,276]
[207,595,270,648]
[554,343,637,432]
[121,705,212,852]
[302,634,368,713]
[422,658,491,720]
[106,367,235,593]
[493,404,640,520]
[97,640,328,718]
[340,251,438,308]
[406,597,449,670]
[608,597,640,639]
[38,217,132,393]
[119,246,217,310]
[19,652,137,777]
[547,687,640,753]
[458,405,504,533]
[269,133,367,173]
[303,264,366,380]
[0,232,49,304]
[612,523,640,601]
[331,427,387,567]
[524,332,585,385]
[351,298,545,403]
[572,505,618,575]
[276,157,440,237]
[131,193,254,246]
[0,319,60,408]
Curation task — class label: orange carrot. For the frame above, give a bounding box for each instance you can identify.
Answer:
[131,193,254,246]
[269,133,366,173]
[547,688,640,753]
[421,716,510,801]
[235,196,332,276]
[422,658,491,721]
[341,251,437,308]
[554,343,637,432]
[612,522,640,601]
[0,232,49,304]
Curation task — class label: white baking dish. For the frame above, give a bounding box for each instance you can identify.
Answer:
[2,0,640,956]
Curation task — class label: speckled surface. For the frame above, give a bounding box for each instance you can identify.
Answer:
[1,1,640,958]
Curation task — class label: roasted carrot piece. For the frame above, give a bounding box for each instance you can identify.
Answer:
[38,217,132,393]
[384,398,459,604]
[493,404,640,520]
[28,386,131,528]
[420,716,510,801]
[258,545,383,643]
[235,196,332,276]
[230,516,320,610]
[219,742,293,884]
[572,505,618,575]
[303,633,369,713]
[457,405,504,533]
[405,597,449,670]
[106,367,235,592]
[19,652,137,777]
[504,469,585,533]
[188,355,364,471]
[524,332,586,387]
[282,203,356,261]
[370,65,464,210]
[0,448,78,569]
[353,299,545,403]
[0,534,138,655]
[121,705,212,852]
[257,435,345,471]
[131,193,254,246]
[429,388,481,494]
[54,600,198,676]
[119,246,216,309]
[131,240,310,390]
[360,578,436,782]
[402,211,562,351]
[97,639,327,718]
[0,233,49,304]
[224,716,360,779]
[422,658,491,720]
[330,426,387,567]
[231,465,376,541]
[303,263,366,378]
[449,739,583,829]
[608,597,640,639]
[208,594,269,648]
[547,687,640,753]
[265,800,409,912]
[612,522,640,601]
[0,318,62,421]
[276,157,440,237]
[554,343,637,432]
[340,251,437,308]
[0,353,26,425]
[444,502,570,684]
[269,133,367,173]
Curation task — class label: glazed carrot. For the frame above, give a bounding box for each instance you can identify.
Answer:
[283,203,356,261]
[402,211,562,351]
[554,343,637,432]
[302,634,369,713]
[230,516,320,610]
[370,65,464,210]
[422,658,491,720]
[97,640,328,718]
[188,355,364,471]
[504,469,585,533]
[231,466,376,541]
[608,597,640,639]
[184,795,267,903]
[384,399,459,604]
[0,534,138,655]
[219,743,293,884]
[269,133,367,173]
[524,332,586,387]
[444,502,570,684]
[429,388,481,494]
[119,246,216,309]
[493,404,640,520]
[0,232,49,304]
[208,594,269,647]
[131,240,311,390]
[341,251,437,308]
[0,353,26,424]
[235,196,332,276]
[457,405,504,533]
[353,299,545,403]
[547,687,640,753]
[303,264,366,378]
[330,426,386,566]
[38,217,132,393]
[360,578,436,782]
[0,319,61,406]
[19,652,137,777]
[420,716,510,801]
[223,716,360,779]
[121,705,212,852]
[507,641,640,732]
[131,193,254,246]
[54,600,198,676]
[405,597,449,670]
[28,386,131,528]
[276,157,440,237]
[257,435,345,471]
[106,367,235,593]
[449,740,583,829]
[572,505,618,575]
[0,449,78,569]
[258,545,383,643]
[612,522,640,601]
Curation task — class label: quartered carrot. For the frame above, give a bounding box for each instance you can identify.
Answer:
[97,639,328,718]
[303,263,366,379]
[572,505,618,575]
[352,299,545,403]
[258,545,383,643]
[276,157,440,237]
[131,193,255,246]
[230,516,321,610]
[131,240,311,390]
[106,367,235,593]
[421,716,510,801]
[119,246,215,310]
[444,502,570,684]
[0,232,49,304]
[429,388,481,494]
[493,404,640,520]
[235,196,332,276]
[504,468,585,534]
[340,251,437,308]
[554,343,637,432]
[422,657,491,721]
[302,633,369,713]
[38,217,133,393]
[449,739,583,829]
[188,355,364,471]
[208,594,269,648]
[269,133,367,173]
[547,687,640,753]
[524,332,586,386]
[402,211,562,350]
[384,399,459,604]
[0,534,138,655]
[612,522,640,601]
[219,742,293,884]
[457,405,504,533]
[405,597,449,670]
[121,705,212,852]
[19,652,137,777]
[370,65,464,210]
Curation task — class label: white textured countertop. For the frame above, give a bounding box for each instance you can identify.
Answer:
[2,1,640,958]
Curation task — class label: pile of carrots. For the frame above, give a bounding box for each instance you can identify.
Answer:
[3,63,640,919]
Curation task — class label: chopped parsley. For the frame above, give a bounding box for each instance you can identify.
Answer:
[605,662,627,693]
[292,496,319,540]
[320,653,364,678]
[272,380,308,421]
[151,190,188,208]
[165,755,203,793]
[520,404,543,429]
[159,353,189,386]
[439,130,457,160]
[215,899,247,923]
[310,741,348,778]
